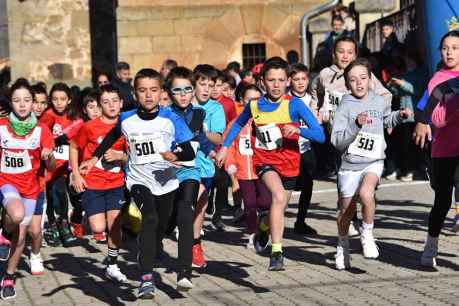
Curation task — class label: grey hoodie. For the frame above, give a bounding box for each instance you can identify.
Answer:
[331,91,403,171]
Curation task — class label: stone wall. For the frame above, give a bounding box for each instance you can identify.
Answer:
[117,0,320,71]
[7,0,91,86]
[0,0,8,61]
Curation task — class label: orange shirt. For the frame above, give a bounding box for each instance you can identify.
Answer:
[74,117,126,190]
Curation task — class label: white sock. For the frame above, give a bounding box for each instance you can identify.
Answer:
[362,222,374,232]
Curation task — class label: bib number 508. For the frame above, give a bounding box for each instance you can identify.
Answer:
[5,156,24,168]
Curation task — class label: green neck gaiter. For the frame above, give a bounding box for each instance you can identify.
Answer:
[9,112,37,136]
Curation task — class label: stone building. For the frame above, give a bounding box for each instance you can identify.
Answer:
[1,0,397,86]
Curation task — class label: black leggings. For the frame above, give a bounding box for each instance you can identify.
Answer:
[130,185,175,273]
[168,180,199,273]
[428,156,459,237]
[296,150,315,223]
[46,176,69,224]
[210,167,230,217]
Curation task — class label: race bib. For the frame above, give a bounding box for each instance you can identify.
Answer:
[298,120,311,154]
[96,150,122,173]
[238,135,253,156]
[324,89,345,122]
[129,134,164,165]
[1,149,32,174]
[348,132,383,159]
[176,141,199,167]
[255,124,282,151]
[54,145,69,161]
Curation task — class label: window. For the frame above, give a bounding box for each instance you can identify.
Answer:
[242,43,266,70]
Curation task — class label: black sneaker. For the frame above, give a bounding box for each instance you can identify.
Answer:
[0,276,16,300]
[268,252,285,271]
[138,274,155,299]
[232,207,245,223]
[44,224,61,247]
[211,215,225,232]
[294,221,317,235]
[254,230,269,253]
[59,220,77,246]
[177,270,193,291]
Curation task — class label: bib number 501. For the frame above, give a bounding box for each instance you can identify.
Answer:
[135,141,155,156]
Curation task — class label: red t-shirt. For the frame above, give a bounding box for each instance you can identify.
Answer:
[0,118,54,199]
[74,117,126,190]
[40,108,82,181]
[217,96,237,125]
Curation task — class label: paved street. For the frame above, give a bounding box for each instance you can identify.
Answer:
[3,178,459,306]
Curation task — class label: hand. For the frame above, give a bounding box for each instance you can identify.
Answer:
[413,122,432,149]
[399,108,412,119]
[391,77,404,86]
[215,147,228,168]
[103,149,124,163]
[41,148,53,160]
[160,151,177,162]
[282,124,300,137]
[356,112,371,127]
[71,172,87,193]
[227,164,237,176]
[79,157,98,176]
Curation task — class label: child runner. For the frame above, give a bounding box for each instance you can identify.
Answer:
[289,63,318,235]
[331,58,410,270]
[0,80,55,300]
[79,69,195,299]
[70,84,128,282]
[166,66,214,290]
[216,57,325,271]
[223,83,271,248]
[419,30,459,267]
[40,83,82,246]
[191,64,226,268]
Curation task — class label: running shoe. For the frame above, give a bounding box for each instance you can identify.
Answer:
[30,253,44,275]
[59,220,77,246]
[92,232,107,242]
[348,221,360,237]
[44,224,61,247]
[232,207,245,223]
[360,230,379,259]
[0,276,16,300]
[71,222,84,238]
[106,264,127,283]
[211,215,225,232]
[421,235,438,268]
[384,171,397,181]
[0,232,11,261]
[400,172,413,182]
[294,221,317,235]
[335,241,351,270]
[192,244,207,268]
[254,230,270,254]
[268,252,284,271]
[138,274,155,299]
[177,270,193,291]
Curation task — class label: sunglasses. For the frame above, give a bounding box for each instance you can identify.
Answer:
[171,85,194,95]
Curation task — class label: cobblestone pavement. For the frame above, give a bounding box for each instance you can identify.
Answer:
[3,179,459,306]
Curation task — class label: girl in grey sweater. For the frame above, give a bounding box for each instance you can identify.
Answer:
[331,58,411,270]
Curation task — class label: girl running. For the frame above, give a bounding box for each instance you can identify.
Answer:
[223,83,271,248]
[0,80,55,300]
[331,58,410,270]
[216,57,325,271]
[79,69,195,299]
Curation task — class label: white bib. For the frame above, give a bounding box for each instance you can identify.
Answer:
[238,135,253,156]
[298,119,311,154]
[348,132,383,159]
[129,134,164,165]
[96,149,122,173]
[255,124,282,151]
[1,149,32,174]
[324,89,345,122]
[54,145,69,161]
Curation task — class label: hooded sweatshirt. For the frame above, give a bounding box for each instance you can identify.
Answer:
[331,90,403,171]
[310,64,392,130]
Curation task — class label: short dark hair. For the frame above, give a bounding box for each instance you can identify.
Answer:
[261,57,289,78]
[165,66,194,98]
[381,20,394,28]
[343,58,372,86]
[223,73,237,89]
[287,50,299,65]
[331,15,344,25]
[82,89,99,108]
[239,69,252,80]
[10,79,34,101]
[32,83,47,96]
[49,82,80,120]
[289,63,309,77]
[235,83,262,103]
[193,64,218,84]
[163,59,178,70]
[226,61,241,73]
[116,61,130,71]
[215,70,227,83]
[439,30,459,50]
[98,84,122,103]
[133,68,163,89]
[333,36,359,55]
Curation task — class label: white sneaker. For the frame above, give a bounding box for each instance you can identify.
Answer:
[177,276,193,290]
[400,172,413,182]
[348,221,360,237]
[335,239,351,270]
[360,230,379,259]
[246,233,255,250]
[106,264,127,283]
[30,253,44,275]
[385,172,397,181]
[421,235,438,267]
